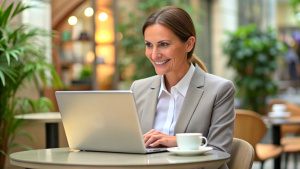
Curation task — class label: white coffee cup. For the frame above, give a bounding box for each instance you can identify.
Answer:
[272,104,286,112]
[176,133,207,150]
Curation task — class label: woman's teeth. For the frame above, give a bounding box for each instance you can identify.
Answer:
[155,60,169,65]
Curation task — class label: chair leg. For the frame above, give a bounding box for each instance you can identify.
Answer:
[294,153,297,169]
[285,153,289,169]
[261,161,265,169]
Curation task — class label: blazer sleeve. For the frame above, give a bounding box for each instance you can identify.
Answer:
[207,80,235,154]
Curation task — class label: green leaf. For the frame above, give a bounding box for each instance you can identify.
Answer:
[0,71,5,86]
[0,149,7,156]
[5,51,10,65]
[0,3,13,27]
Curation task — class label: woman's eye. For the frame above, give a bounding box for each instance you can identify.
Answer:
[160,43,169,47]
[145,43,153,47]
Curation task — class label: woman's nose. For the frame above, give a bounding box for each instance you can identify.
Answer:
[151,47,161,60]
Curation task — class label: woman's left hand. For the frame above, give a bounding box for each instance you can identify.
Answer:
[143,129,177,148]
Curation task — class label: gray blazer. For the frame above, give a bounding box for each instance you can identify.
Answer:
[130,65,235,154]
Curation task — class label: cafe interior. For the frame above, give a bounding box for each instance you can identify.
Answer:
[1,0,300,169]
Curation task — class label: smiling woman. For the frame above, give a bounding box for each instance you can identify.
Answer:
[129,6,236,169]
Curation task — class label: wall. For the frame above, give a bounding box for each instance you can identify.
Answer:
[277,1,299,28]
[212,0,238,80]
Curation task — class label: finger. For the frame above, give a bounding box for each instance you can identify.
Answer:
[143,134,151,143]
[149,140,162,147]
[144,129,156,136]
[143,129,158,143]
[143,129,156,139]
[151,136,177,147]
[145,135,161,147]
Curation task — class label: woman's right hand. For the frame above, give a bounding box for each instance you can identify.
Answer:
[143,129,177,148]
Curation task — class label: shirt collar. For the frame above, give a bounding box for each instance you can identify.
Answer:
[158,63,195,97]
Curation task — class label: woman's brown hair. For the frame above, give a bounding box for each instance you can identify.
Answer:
[142,6,207,72]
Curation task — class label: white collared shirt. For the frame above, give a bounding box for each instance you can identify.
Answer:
[153,64,195,135]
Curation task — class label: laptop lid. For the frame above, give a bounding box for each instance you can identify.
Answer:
[55,90,150,154]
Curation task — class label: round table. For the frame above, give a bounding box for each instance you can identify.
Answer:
[14,112,61,148]
[10,148,230,169]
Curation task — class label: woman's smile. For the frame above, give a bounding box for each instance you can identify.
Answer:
[154,59,170,66]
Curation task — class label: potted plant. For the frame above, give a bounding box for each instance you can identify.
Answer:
[0,1,61,168]
[223,24,286,114]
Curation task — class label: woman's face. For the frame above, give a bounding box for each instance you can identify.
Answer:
[144,24,193,77]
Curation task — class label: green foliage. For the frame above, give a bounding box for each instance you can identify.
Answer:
[0,1,62,168]
[117,0,200,87]
[290,0,300,24]
[78,65,93,79]
[223,24,286,113]
[290,0,300,13]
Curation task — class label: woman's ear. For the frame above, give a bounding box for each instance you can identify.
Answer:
[186,36,195,52]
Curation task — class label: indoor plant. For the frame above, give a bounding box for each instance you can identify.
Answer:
[223,24,286,114]
[0,1,61,168]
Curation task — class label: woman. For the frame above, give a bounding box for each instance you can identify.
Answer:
[130,6,235,155]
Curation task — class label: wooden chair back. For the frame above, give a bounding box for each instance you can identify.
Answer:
[285,102,300,116]
[234,109,267,161]
[282,102,300,135]
[227,138,254,169]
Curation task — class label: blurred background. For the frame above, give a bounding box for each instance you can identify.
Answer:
[1,0,300,168]
[6,0,300,111]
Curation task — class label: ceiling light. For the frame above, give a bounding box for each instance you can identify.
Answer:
[84,7,93,17]
[98,12,108,21]
[68,16,77,25]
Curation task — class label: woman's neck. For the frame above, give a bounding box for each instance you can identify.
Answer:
[164,63,190,92]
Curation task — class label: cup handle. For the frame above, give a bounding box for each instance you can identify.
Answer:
[199,136,207,148]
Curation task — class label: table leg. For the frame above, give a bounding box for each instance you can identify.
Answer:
[46,123,59,148]
[272,125,281,169]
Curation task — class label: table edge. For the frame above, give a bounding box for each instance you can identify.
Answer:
[10,148,230,168]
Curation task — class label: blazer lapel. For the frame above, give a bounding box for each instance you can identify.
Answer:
[175,65,206,134]
[140,76,161,134]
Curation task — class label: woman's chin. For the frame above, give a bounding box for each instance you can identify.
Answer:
[154,69,167,75]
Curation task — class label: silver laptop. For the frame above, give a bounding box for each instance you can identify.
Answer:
[55,90,166,154]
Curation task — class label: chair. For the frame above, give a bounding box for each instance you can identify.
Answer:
[227,138,254,169]
[279,102,300,169]
[282,103,300,135]
[281,140,300,169]
[234,109,283,169]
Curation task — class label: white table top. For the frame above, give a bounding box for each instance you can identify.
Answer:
[14,112,61,123]
[10,148,230,169]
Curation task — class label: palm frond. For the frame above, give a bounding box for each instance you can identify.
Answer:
[0,64,17,86]
[0,3,13,28]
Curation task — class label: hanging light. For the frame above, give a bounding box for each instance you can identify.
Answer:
[98,12,108,21]
[68,16,77,25]
[84,7,93,17]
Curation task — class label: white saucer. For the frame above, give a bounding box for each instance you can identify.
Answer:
[268,112,291,118]
[167,147,213,156]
